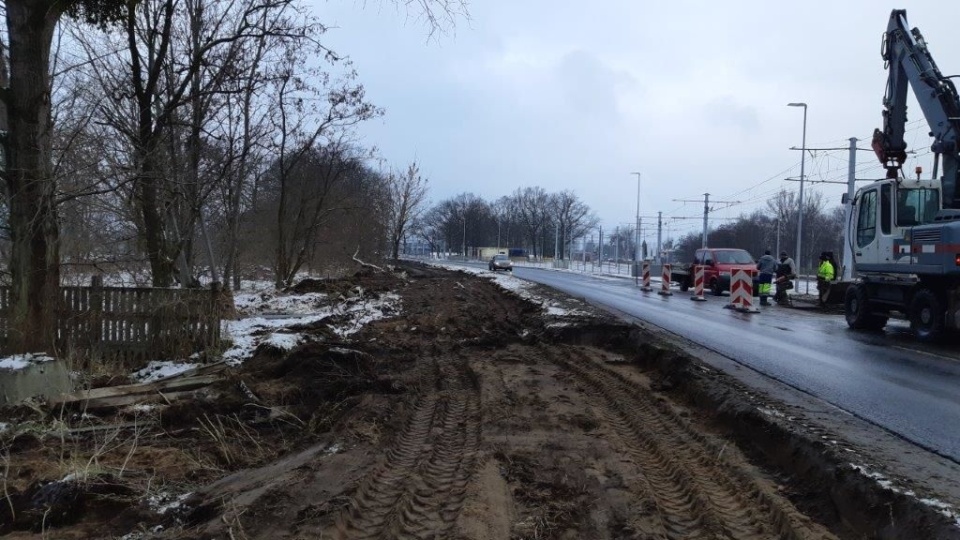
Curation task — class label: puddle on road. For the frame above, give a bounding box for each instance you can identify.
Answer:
[0,360,73,405]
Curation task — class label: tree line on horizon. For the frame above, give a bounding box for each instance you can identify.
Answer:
[414,187,845,273]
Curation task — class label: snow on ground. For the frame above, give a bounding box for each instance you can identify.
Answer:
[221,311,333,364]
[0,353,54,371]
[850,463,960,526]
[147,491,194,514]
[222,291,402,365]
[123,280,402,376]
[0,422,9,434]
[132,361,201,383]
[233,290,329,316]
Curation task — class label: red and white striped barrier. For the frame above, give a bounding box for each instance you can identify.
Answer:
[690,265,706,302]
[726,269,759,313]
[658,264,673,296]
[640,261,653,291]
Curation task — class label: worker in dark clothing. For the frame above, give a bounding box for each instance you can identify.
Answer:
[756,249,777,306]
[774,251,797,306]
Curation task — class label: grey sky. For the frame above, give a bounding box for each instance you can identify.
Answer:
[316,0,957,242]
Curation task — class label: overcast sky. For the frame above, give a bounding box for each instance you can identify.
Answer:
[315,0,958,242]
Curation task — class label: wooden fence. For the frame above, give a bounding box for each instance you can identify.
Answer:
[0,279,226,361]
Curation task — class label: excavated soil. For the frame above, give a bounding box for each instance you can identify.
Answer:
[2,262,952,539]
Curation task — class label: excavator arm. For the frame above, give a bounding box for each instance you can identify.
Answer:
[873,9,960,208]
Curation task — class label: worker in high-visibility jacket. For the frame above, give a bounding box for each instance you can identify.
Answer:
[756,249,777,306]
[816,251,835,305]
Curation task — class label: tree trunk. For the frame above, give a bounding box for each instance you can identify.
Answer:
[3,0,63,352]
[135,158,175,287]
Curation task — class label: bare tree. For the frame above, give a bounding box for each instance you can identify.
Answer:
[552,190,596,260]
[387,161,429,259]
[511,187,550,257]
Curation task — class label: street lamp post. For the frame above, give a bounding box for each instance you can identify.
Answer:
[630,172,641,286]
[788,102,807,287]
[462,217,466,259]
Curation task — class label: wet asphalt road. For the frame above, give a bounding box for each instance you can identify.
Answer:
[479,264,960,463]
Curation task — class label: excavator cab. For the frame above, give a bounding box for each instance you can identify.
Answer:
[852,178,941,272]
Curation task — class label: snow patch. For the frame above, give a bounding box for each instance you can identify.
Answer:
[330,293,402,337]
[264,332,302,350]
[223,291,401,365]
[756,407,786,419]
[132,361,200,383]
[222,312,331,365]
[0,422,9,434]
[850,463,960,524]
[234,290,329,316]
[147,491,193,515]
[0,353,54,371]
[130,404,159,413]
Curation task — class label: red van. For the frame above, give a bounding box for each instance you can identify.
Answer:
[679,248,758,296]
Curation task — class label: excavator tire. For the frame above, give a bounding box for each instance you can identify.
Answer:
[909,288,945,342]
[844,284,888,331]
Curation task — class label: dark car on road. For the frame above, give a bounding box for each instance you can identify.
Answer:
[488,254,513,272]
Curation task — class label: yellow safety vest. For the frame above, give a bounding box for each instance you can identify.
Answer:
[818,261,835,281]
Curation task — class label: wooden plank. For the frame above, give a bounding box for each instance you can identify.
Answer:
[110,289,119,343]
[65,421,158,435]
[152,360,228,381]
[118,289,127,343]
[135,289,144,344]
[62,388,211,410]
[49,374,222,406]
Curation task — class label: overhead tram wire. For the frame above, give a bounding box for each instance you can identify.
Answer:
[671,120,930,216]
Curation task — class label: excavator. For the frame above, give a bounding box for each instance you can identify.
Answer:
[844,9,960,341]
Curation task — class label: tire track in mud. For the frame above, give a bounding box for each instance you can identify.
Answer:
[332,355,481,539]
[549,346,835,540]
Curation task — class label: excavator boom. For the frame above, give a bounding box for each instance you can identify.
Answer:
[875,9,960,208]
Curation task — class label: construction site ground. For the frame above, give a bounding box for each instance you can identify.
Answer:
[1,261,957,539]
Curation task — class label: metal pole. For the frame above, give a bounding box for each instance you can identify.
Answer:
[614,226,619,273]
[598,226,603,272]
[554,222,558,262]
[701,193,710,248]
[789,103,808,288]
[799,106,807,290]
[842,137,858,280]
[631,172,641,285]
[462,218,466,259]
[497,220,501,252]
[656,211,662,264]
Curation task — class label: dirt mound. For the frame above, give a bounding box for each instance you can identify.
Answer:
[288,269,403,297]
[243,342,400,423]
